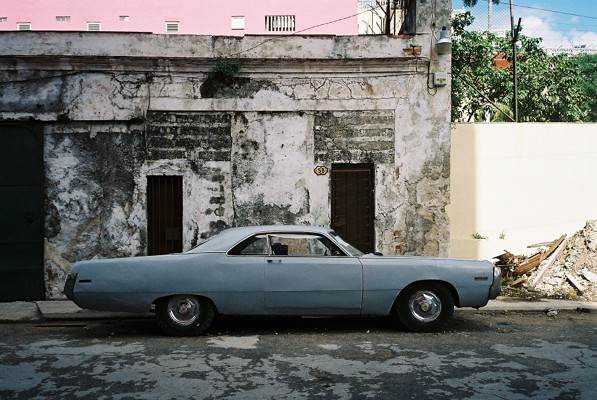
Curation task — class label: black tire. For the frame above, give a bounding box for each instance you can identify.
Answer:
[156,295,215,336]
[395,283,454,332]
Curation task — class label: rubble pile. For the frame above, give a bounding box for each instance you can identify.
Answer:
[496,220,597,302]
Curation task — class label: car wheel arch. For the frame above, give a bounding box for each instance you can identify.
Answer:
[391,280,457,332]
[154,294,218,336]
[153,294,219,313]
[392,280,460,311]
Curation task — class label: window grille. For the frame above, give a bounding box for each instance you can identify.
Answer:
[87,22,101,31]
[17,23,31,31]
[56,16,71,22]
[359,0,388,7]
[119,16,130,22]
[1,17,9,23]
[265,15,295,32]
[166,22,179,32]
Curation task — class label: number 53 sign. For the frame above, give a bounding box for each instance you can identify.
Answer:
[313,166,329,176]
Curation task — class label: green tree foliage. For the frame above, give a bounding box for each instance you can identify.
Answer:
[451,12,592,122]
[575,54,597,121]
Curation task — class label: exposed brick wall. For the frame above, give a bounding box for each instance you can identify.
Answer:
[146,112,232,161]
[314,110,394,164]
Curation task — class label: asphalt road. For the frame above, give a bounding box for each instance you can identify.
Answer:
[0,310,596,399]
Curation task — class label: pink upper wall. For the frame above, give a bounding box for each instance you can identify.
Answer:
[0,0,358,35]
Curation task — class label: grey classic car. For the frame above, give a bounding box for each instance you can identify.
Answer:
[64,225,501,336]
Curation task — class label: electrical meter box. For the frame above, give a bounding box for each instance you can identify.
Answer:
[433,72,448,86]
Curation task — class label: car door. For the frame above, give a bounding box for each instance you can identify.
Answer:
[264,233,363,315]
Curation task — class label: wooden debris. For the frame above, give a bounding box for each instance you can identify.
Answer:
[511,235,567,277]
[530,238,568,288]
[581,269,597,283]
[495,251,517,266]
[542,235,567,260]
[510,277,528,287]
[513,253,542,276]
[566,274,586,294]
[527,241,557,248]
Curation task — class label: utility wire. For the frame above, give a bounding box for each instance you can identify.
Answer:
[452,70,515,122]
[512,2,597,21]
[226,3,407,57]
[469,0,597,21]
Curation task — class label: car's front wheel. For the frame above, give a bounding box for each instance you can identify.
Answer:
[395,283,454,332]
[156,295,215,336]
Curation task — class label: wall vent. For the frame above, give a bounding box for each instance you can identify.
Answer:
[87,22,101,31]
[166,22,179,32]
[265,15,295,32]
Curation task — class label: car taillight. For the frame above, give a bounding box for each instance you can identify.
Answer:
[63,272,77,300]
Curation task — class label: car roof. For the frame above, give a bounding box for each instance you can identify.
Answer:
[188,225,335,253]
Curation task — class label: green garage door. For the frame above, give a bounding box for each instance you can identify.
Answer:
[0,124,44,301]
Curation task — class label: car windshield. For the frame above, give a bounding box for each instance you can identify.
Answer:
[329,232,364,256]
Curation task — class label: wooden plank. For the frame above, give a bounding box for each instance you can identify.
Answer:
[566,274,586,294]
[541,235,566,261]
[530,238,568,288]
[513,253,542,275]
[527,241,556,248]
[514,235,567,277]
[510,277,528,287]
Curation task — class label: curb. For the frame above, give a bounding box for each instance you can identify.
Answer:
[1,298,596,323]
[459,298,597,312]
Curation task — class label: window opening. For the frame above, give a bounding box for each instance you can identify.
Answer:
[231,16,245,30]
[87,22,101,31]
[166,22,179,32]
[265,15,295,32]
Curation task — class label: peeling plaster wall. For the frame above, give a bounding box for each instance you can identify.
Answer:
[43,123,147,298]
[1,1,453,298]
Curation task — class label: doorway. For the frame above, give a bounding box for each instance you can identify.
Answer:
[147,176,183,255]
[0,124,44,300]
[331,163,375,253]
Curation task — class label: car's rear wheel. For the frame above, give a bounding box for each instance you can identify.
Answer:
[395,283,454,332]
[156,295,215,336]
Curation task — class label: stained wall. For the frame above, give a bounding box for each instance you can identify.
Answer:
[0,4,453,298]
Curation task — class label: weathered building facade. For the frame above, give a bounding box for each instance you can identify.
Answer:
[0,2,452,300]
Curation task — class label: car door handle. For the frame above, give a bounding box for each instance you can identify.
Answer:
[266,258,282,263]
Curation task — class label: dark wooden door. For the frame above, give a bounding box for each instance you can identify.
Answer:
[147,176,183,255]
[331,163,374,253]
[0,124,44,301]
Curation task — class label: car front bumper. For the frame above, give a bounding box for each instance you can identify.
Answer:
[489,266,502,299]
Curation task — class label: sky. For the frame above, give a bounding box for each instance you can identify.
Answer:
[453,0,597,49]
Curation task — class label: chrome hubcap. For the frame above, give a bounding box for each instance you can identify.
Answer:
[408,290,442,322]
[167,296,200,326]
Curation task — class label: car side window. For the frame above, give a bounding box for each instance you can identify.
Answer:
[269,234,345,257]
[229,235,269,255]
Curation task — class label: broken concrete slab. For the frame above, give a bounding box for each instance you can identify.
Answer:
[0,302,40,321]
[582,269,597,283]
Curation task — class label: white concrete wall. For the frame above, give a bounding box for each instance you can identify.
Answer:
[448,123,597,260]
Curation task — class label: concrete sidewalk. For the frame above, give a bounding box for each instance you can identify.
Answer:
[0,297,595,323]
